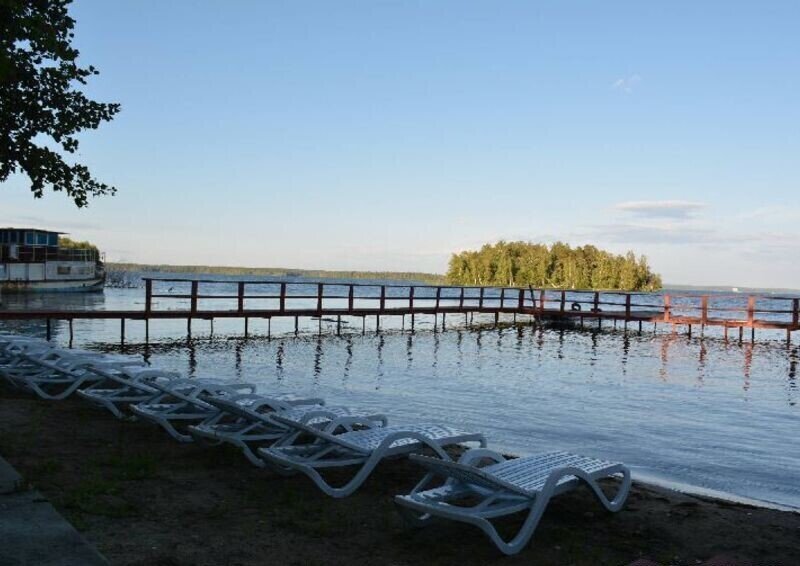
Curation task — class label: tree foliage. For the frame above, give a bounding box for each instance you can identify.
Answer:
[0,0,120,207]
[446,241,662,291]
[58,236,98,253]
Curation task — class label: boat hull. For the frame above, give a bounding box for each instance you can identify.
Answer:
[1,277,105,293]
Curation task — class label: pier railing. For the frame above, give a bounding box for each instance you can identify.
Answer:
[141,278,799,331]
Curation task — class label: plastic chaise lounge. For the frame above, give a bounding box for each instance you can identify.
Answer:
[187,396,388,467]
[76,369,183,419]
[1,353,146,400]
[258,421,487,498]
[130,380,324,442]
[394,449,631,556]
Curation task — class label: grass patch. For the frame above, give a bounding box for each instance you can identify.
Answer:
[61,476,138,518]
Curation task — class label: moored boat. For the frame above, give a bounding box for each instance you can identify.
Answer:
[0,228,105,293]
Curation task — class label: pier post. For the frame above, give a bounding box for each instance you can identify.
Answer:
[747,296,756,327]
[210,318,214,338]
[317,283,324,314]
[738,327,743,341]
[560,290,566,313]
[68,319,74,347]
[539,290,546,316]
[376,314,380,333]
[435,286,441,310]
[442,312,446,330]
[190,281,198,314]
[145,319,149,344]
[494,312,499,327]
[279,283,287,313]
[478,288,484,310]
[145,279,152,314]
[687,324,692,338]
[410,286,415,311]
[244,317,249,338]
[121,318,126,345]
[362,317,366,335]
[380,285,386,312]
[518,289,525,311]
[593,292,600,313]
[411,313,415,332]
[337,315,341,336]
[267,317,271,339]
[237,282,245,313]
[500,288,505,310]
[294,316,299,335]
[625,294,631,319]
[46,318,51,341]
[459,287,465,310]
[793,298,799,328]
[348,285,355,311]
[186,318,191,340]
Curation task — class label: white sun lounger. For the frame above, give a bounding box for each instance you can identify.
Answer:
[258,421,487,498]
[130,380,323,442]
[394,449,631,555]
[76,369,183,419]
[0,352,146,400]
[187,396,388,467]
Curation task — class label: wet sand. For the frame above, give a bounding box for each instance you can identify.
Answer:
[0,387,798,566]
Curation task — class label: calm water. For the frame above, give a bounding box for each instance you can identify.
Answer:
[2,274,799,509]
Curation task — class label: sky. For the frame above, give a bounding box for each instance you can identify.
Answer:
[3,1,800,288]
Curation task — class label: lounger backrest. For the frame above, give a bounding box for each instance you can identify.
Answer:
[409,455,533,498]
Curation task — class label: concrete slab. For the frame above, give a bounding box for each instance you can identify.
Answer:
[0,456,108,566]
[0,455,23,494]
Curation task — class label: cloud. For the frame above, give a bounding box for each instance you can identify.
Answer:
[611,74,642,93]
[583,223,720,245]
[612,200,706,220]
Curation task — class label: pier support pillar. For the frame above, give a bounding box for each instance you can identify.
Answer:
[362,317,366,335]
[210,318,214,338]
[68,319,74,347]
[267,318,271,339]
[638,321,642,333]
[751,327,755,342]
[494,312,499,327]
[687,324,692,338]
[244,317,249,338]
[376,314,380,333]
[294,316,299,335]
[442,313,446,330]
[46,318,51,341]
[121,319,126,345]
[186,318,191,340]
[738,327,743,342]
[145,319,149,344]
[411,313,415,332]
[337,315,341,336]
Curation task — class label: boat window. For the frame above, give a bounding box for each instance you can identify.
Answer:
[24,232,34,245]
[37,233,49,245]
[48,233,58,246]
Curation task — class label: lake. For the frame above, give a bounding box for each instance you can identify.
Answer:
[2,273,798,510]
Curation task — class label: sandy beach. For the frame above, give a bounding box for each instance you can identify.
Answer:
[1,385,798,566]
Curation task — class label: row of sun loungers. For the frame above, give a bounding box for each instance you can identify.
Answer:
[0,331,631,555]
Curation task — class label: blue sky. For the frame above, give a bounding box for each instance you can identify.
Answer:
[3,1,799,287]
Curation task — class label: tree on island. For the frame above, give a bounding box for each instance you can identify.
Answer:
[0,0,120,207]
[446,241,662,291]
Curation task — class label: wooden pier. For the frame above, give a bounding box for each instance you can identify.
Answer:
[0,278,798,344]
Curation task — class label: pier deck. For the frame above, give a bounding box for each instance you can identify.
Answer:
[0,278,798,343]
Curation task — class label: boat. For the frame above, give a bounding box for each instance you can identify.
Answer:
[0,228,105,293]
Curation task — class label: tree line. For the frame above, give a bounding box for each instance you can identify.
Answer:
[446,241,662,291]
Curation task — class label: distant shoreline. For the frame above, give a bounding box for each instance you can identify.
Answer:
[106,262,447,285]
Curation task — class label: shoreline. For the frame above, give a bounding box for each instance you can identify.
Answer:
[1,387,798,565]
